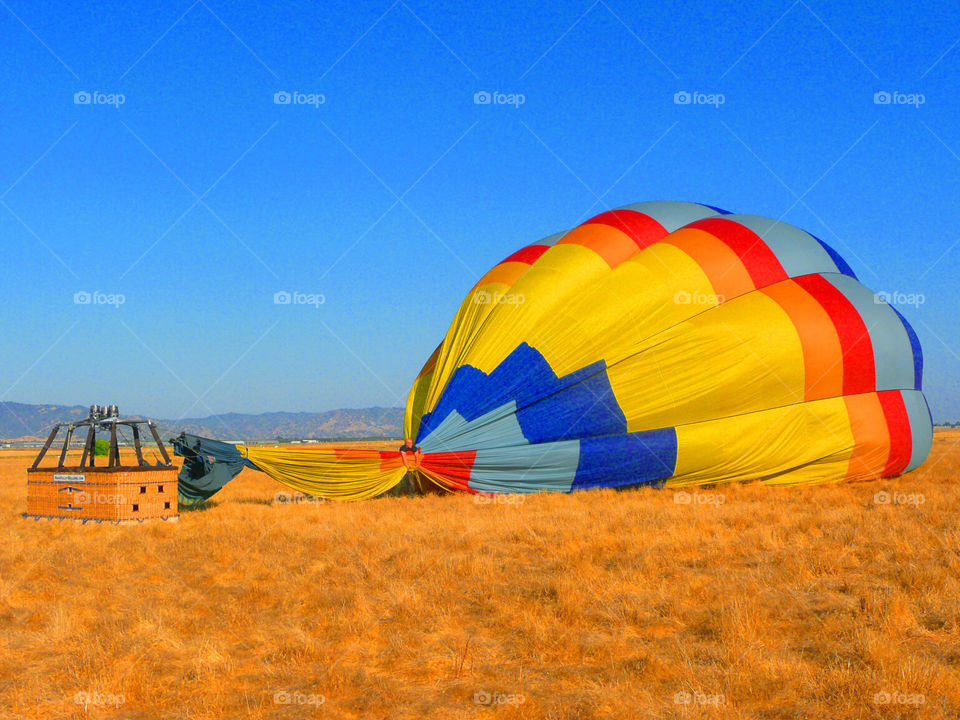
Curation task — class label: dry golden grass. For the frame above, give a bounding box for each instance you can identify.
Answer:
[1,433,959,719]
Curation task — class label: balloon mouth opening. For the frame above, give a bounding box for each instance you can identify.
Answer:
[399,438,422,470]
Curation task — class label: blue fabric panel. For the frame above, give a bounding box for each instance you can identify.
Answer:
[809,233,857,278]
[572,428,678,490]
[417,343,626,445]
[891,307,923,390]
[702,203,731,214]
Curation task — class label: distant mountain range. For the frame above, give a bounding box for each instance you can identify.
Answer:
[0,403,404,442]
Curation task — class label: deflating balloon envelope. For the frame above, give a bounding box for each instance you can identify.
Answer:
[175,200,933,503]
[403,201,931,495]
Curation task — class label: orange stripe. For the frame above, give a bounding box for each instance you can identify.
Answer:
[475,261,529,288]
[761,279,844,401]
[659,227,755,301]
[843,393,890,480]
[556,223,639,268]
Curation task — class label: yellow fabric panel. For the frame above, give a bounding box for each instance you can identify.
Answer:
[242,447,406,500]
[415,280,513,436]
[669,395,855,487]
[417,241,724,429]
[533,243,719,376]
[608,290,806,431]
[421,243,609,416]
[403,371,433,441]
[404,343,441,441]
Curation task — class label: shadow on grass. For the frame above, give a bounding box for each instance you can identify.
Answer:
[178,501,218,512]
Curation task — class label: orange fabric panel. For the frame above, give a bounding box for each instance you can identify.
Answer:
[556,223,639,268]
[659,227,755,301]
[761,279,844,401]
[843,393,891,480]
[475,260,529,288]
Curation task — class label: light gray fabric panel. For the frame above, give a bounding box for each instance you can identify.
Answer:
[617,201,720,233]
[902,390,933,472]
[824,274,915,392]
[419,403,527,453]
[472,440,581,493]
[722,214,838,277]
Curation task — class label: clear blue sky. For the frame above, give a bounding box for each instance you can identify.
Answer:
[1,0,959,421]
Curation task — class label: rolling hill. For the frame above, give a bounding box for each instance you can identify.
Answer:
[0,403,403,442]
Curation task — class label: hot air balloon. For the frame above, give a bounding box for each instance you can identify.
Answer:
[174,201,932,503]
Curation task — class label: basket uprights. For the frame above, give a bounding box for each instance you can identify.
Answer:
[31,424,61,469]
[57,425,74,467]
[148,421,171,465]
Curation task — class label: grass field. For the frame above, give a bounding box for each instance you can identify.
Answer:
[1,433,959,719]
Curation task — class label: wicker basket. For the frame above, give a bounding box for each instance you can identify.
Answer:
[26,467,179,522]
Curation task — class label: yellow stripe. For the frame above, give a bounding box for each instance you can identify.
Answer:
[421,243,609,416]
[242,446,406,500]
[669,395,854,486]
[609,290,806,431]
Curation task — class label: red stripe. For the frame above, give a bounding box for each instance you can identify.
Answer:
[419,450,477,491]
[501,244,549,266]
[794,275,876,394]
[686,217,788,287]
[878,390,912,476]
[583,210,666,249]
